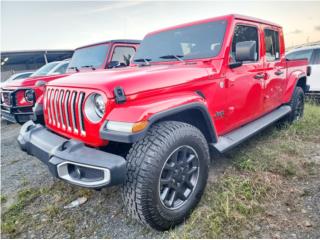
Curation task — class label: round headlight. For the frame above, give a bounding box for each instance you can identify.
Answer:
[25,89,34,102]
[84,93,106,123]
[94,94,105,118]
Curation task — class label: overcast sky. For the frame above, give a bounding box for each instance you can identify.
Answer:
[1,0,320,51]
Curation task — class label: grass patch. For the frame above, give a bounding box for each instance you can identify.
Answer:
[63,218,77,238]
[1,181,94,238]
[1,195,7,203]
[171,173,273,238]
[1,188,42,235]
[231,103,320,178]
[171,103,320,238]
[286,103,320,140]
[1,104,318,238]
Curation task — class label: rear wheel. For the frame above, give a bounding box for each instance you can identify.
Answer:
[281,86,305,124]
[122,121,209,230]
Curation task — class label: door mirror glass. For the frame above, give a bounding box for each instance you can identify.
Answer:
[236,41,257,62]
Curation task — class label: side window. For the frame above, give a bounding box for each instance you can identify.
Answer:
[111,46,136,66]
[286,49,313,63]
[264,29,280,61]
[230,25,259,63]
[311,49,320,65]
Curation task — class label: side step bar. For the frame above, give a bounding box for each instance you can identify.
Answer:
[212,105,292,153]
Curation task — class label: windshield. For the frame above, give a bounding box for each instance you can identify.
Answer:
[68,44,109,70]
[134,20,227,63]
[30,62,59,77]
[47,62,69,75]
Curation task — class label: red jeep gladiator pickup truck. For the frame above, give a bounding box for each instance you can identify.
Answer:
[1,39,140,123]
[18,15,308,230]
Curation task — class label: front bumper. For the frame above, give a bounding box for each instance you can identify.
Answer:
[1,109,34,123]
[18,121,127,188]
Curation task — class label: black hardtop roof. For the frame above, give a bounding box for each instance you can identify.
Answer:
[77,39,141,50]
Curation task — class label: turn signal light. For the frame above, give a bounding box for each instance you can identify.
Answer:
[106,120,148,133]
[132,121,148,133]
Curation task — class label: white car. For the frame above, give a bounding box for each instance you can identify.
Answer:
[286,45,320,98]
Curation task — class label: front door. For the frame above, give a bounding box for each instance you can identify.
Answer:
[225,23,265,132]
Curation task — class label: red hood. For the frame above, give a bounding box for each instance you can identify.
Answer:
[1,74,70,89]
[48,60,223,98]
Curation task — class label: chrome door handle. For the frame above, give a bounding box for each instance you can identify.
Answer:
[254,73,265,79]
[275,70,284,76]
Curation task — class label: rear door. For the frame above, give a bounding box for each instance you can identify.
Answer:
[261,27,286,113]
[225,22,265,132]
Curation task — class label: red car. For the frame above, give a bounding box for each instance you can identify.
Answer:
[1,39,140,123]
[18,15,308,230]
[1,60,70,123]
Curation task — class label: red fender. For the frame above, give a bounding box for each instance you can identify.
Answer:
[282,70,306,103]
[107,91,208,123]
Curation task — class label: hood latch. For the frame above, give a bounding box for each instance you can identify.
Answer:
[114,86,126,104]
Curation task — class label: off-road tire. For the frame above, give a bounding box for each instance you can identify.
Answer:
[122,121,210,230]
[281,86,305,124]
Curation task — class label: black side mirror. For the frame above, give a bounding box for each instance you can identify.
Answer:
[236,41,257,62]
[108,61,120,69]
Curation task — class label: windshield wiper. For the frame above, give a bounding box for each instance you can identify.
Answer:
[80,65,96,70]
[134,58,152,66]
[68,66,79,72]
[159,55,185,62]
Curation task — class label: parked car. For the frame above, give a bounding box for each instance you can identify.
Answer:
[0,60,70,123]
[18,14,308,230]
[3,71,34,82]
[0,71,34,89]
[1,39,140,123]
[286,45,320,99]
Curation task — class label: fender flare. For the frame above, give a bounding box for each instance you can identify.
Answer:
[100,102,218,144]
[283,71,307,103]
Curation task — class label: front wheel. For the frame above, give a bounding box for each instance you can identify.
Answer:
[122,121,210,230]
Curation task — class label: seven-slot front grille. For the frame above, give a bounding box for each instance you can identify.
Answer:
[46,88,86,136]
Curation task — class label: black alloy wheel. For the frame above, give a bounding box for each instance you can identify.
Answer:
[159,145,200,210]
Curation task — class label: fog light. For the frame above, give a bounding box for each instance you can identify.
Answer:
[68,164,83,179]
[57,162,111,188]
[74,165,82,179]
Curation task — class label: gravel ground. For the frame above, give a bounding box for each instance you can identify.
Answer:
[1,115,319,238]
[0,120,229,238]
[0,120,161,238]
